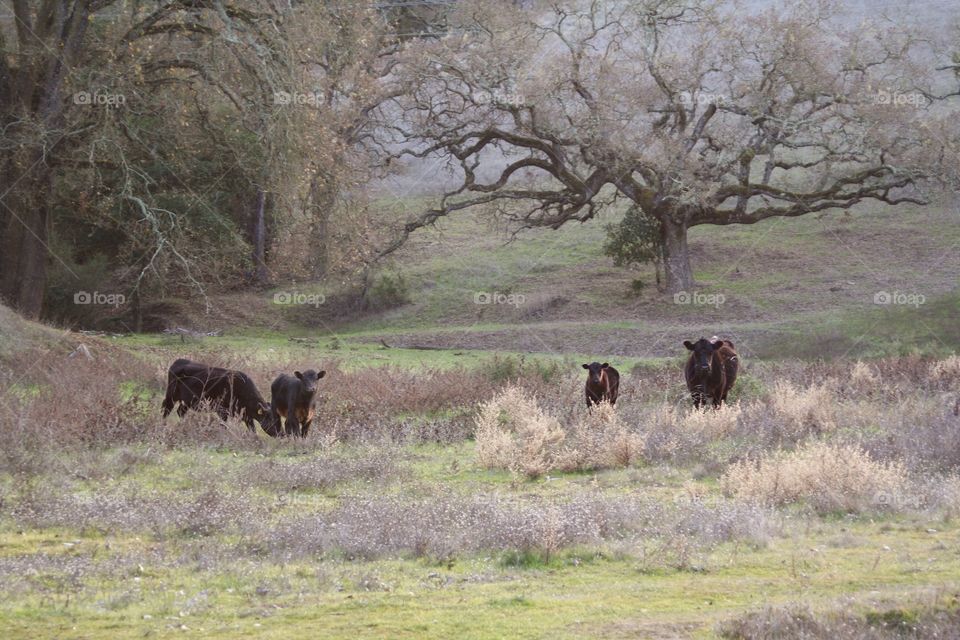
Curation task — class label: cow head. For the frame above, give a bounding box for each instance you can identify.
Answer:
[582,362,610,386]
[683,338,725,378]
[294,369,326,395]
[255,400,275,428]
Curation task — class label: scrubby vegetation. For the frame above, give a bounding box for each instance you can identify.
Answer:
[1,332,959,636]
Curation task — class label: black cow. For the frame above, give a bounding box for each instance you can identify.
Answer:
[582,362,620,407]
[683,337,739,409]
[268,369,326,438]
[161,359,272,432]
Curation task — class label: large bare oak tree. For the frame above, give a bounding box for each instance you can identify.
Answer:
[381,0,954,293]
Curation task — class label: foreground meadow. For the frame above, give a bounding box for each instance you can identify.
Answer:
[1,338,959,639]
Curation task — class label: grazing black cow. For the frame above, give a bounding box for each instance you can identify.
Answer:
[161,358,271,432]
[683,337,739,409]
[582,362,620,407]
[269,369,326,438]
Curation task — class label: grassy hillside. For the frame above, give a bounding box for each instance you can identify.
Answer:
[174,197,959,363]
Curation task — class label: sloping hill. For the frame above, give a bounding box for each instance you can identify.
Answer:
[297,197,959,360]
[0,303,74,363]
[108,195,959,362]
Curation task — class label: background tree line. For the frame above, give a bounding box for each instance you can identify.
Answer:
[1,0,958,326]
[0,0,445,327]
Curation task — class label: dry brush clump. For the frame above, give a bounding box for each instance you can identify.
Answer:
[635,358,960,473]
[257,491,776,563]
[720,442,908,514]
[6,483,259,538]
[719,600,960,640]
[768,380,838,437]
[474,385,644,478]
[235,450,400,492]
[473,358,960,478]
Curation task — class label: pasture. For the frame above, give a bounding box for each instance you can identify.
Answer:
[1,198,959,639]
[1,1,958,635]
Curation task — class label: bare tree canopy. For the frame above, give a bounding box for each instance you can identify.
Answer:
[380,0,958,292]
[0,0,402,322]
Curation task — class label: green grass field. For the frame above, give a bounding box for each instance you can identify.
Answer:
[2,438,958,640]
[1,196,959,639]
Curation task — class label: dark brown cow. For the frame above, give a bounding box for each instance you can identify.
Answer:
[161,358,272,432]
[582,362,620,407]
[268,369,326,438]
[683,337,739,409]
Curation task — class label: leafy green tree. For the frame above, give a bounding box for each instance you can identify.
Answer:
[603,205,665,291]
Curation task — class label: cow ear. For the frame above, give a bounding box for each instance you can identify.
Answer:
[582,364,590,369]
[601,363,609,369]
[712,341,724,349]
[683,340,695,351]
[317,370,326,378]
[294,371,303,380]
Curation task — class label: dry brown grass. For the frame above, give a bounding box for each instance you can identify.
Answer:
[474,385,644,478]
[720,442,908,514]
[768,380,837,437]
[2,346,959,486]
[719,599,960,639]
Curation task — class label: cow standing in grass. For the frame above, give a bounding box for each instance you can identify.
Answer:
[269,369,325,437]
[161,359,272,432]
[683,337,739,409]
[583,362,620,407]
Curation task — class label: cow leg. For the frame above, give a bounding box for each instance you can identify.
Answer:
[300,420,312,439]
[161,377,179,418]
[161,394,174,418]
[264,406,282,437]
[693,387,709,409]
[586,388,601,408]
[286,416,300,438]
[177,404,189,418]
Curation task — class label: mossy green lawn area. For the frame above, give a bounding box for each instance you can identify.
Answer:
[1,439,958,640]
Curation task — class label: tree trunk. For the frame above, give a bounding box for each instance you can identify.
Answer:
[1,168,50,318]
[306,170,334,279]
[0,1,95,318]
[252,188,268,284]
[660,217,694,294]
